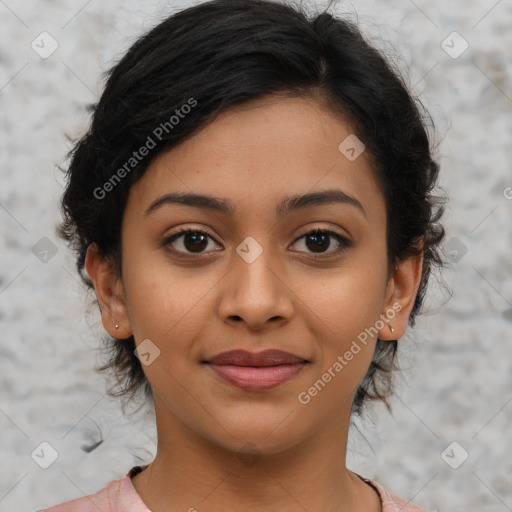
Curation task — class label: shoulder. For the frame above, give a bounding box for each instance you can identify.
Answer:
[362,477,427,512]
[36,470,150,512]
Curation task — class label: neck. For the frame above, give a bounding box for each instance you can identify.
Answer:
[131,397,381,512]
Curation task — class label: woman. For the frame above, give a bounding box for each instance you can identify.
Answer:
[40,0,445,510]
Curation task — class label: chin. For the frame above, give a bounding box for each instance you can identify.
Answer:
[202,414,309,456]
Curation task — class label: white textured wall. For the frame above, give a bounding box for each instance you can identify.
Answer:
[1,1,511,511]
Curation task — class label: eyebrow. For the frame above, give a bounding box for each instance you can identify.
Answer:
[144,189,367,219]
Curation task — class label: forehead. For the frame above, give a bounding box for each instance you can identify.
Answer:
[127,95,385,223]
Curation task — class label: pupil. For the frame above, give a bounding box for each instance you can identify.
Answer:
[307,233,329,253]
[185,232,207,252]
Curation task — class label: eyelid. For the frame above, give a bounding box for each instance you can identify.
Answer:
[164,225,217,241]
[292,224,350,242]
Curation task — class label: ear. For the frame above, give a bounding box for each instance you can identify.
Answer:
[378,244,424,341]
[85,243,132,339]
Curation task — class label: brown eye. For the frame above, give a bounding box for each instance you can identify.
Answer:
[163,227,352,259]
[163,228,220,255]
[291,229,352,257]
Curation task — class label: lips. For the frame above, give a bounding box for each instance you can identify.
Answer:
[204,349,308,391]
[207,349,306,366]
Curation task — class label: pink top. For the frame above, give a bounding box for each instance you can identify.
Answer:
[38,466,426,512]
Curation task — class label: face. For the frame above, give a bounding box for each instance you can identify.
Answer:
[87,94,420,456]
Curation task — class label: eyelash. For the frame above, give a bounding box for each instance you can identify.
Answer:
[162,227,352,259]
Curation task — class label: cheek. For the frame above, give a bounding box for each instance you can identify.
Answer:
[122,250,219,347]
[300,279,381,406]
[306,263,386,338]
[301,253,387,379]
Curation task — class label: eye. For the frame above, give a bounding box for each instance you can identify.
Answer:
[162,227,352,259]
[163,228,221,256]
[290,228,352,258]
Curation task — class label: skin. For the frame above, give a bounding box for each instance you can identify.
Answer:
[86,94,423,512]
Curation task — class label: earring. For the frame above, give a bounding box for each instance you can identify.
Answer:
[115,324,119,329]
[389,326,395,334]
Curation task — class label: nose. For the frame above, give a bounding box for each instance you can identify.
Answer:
[217,240,295,331]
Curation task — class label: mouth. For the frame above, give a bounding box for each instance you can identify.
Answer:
[202,349,309,391]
